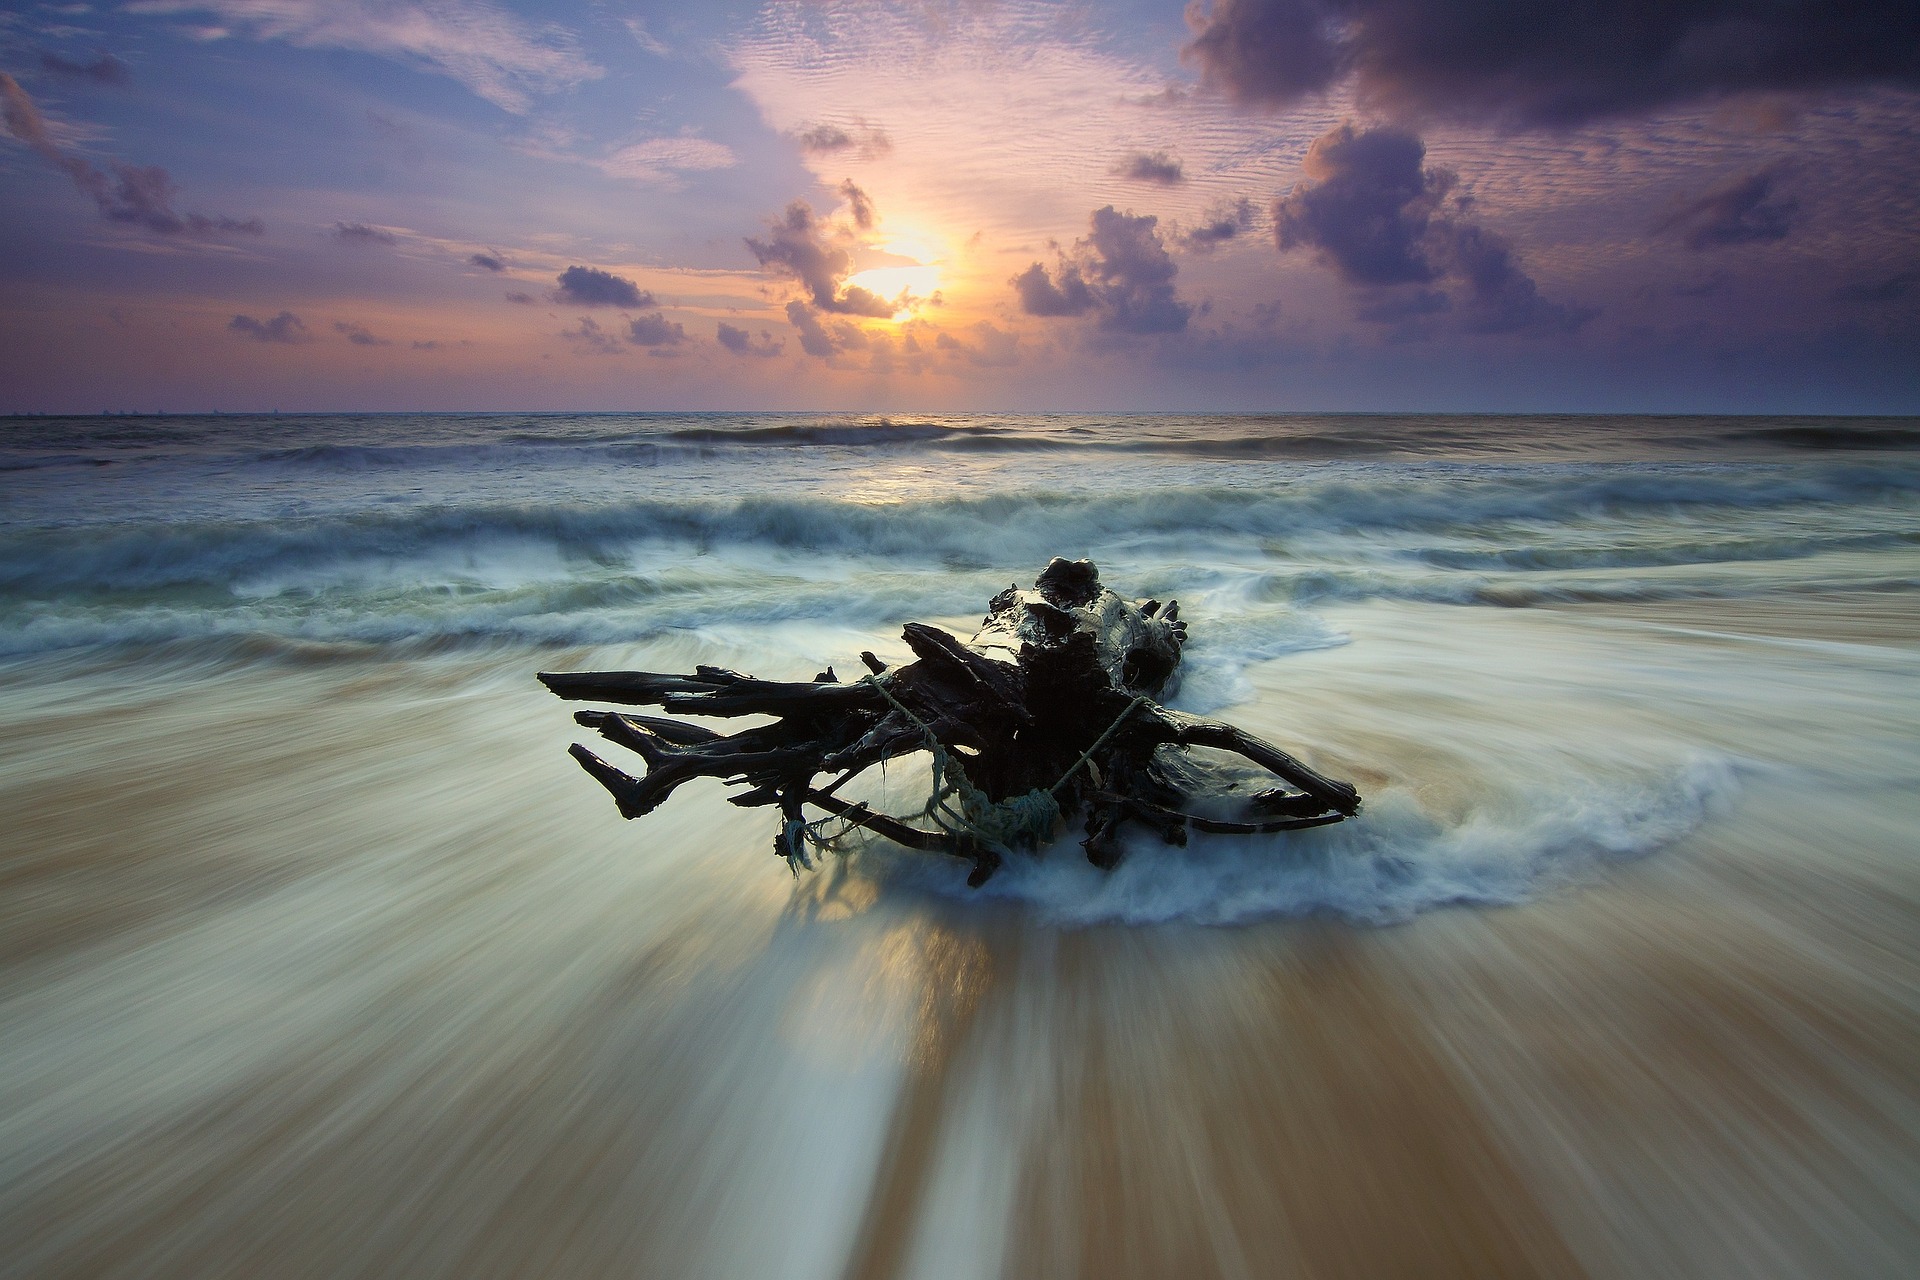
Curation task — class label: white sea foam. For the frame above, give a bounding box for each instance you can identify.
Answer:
[849,752,1742,926]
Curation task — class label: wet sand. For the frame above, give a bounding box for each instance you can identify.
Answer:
[3,593,1917,1279]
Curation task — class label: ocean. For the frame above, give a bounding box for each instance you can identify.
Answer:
[3,412,1918,1276]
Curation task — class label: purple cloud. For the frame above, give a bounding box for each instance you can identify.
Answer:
[747,201,895,318]
[1015,207,1192,334]
[626,312,687,346]
[552,265,650,308]
[230,312,310,343]
[1117,151,1184,185]
[2,73,262,236]
[1652,169,1798,250]
[332,222,397,245]
[1184,0,1920,128]
[334,321,391,346]
[39,52,131,85]
[1275,123,1592,334]
[716,321,784,357]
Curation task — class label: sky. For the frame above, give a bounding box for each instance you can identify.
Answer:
[1,0,1917,413]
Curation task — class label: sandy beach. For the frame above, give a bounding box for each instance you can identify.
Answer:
[5,579,1915,1278]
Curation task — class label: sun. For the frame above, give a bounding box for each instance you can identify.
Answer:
[839,219,950,319]
[843,263,943,318]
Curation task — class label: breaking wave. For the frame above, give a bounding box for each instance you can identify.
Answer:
[868,753,1743,926]
[0,459,1915,657]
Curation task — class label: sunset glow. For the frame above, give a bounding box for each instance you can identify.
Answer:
[1,2,1915,411]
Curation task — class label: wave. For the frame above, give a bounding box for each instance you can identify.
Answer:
[7,466,1916,590]
[858,753,1742,926]
[0,453,115,472]
[1724,423,1920,451]
[9,415,1920,479]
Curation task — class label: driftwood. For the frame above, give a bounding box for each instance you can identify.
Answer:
[539,558,1359,885]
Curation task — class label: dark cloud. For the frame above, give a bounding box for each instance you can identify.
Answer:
[229,312,310,343]
[504,291,537,305]
[796,124,852,151]
[746,201,896,317]
[626,312,687,346]
[333,221,397,246]
[839,179,875,230]
[468,251,506,271]
[2,73,262,236]
[793,121,891,156]
[1118,151,1184,184]
[560,316,625,354]
[1834,270,1919,304]
[716,321,784,357]
[1015,206,1194,334]
[552,265,651,308]
[1183,0,1920,128]
[412,340,442,350]
[1275,125,1442,285]
[785,300,839,358]
[1673,271,1730,297]
[1275,123,1591,334]
[1651,169,1798,250]
[333,321,391,346]
[775,303,879,362]
[1443,222,1594,333]
[936,321,1020,367]
[1352,287,1450,325]
[39,52,131,85]
[1180,197,1256,251]
[1011,262,1095,316]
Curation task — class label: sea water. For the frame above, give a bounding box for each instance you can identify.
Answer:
[2,413,1917,1277]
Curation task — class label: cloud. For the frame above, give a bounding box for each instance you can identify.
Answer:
[746,201,896,317]
[792,120,891,157]
[785,300,839,358]
[622,17,669,58]
[504,291,536,305]
[121,0,600,113]
[597,136,736,186]
[333,320,390,346]
[1275,122,1591,334]
[936,321,1020,366]
[229,311,309,343]
[1180,197,1256,251]
[716,321,784,357]
[839,179,874,230]
[1011,261,1094,316]
[1014,206,1193,334]
[560,315,624,354]
[796,123,852,151]
[626,312,687,346]
[39,52,131,85]
[468,250,505,271]
[552,266,650,308]
[1183,0,1920,128]
[1835,270,1919,304]
[2,72,262,235]
[1117,151,1184,184]
[332,221,396,245]
[1442,223,1594,333]
[1274,124,1442,285]
[776,303,885,362]
[1651,168,1798,250]
[1352,287,1450,325]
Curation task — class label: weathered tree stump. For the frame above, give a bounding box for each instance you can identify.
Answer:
[539,558,1360,885]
